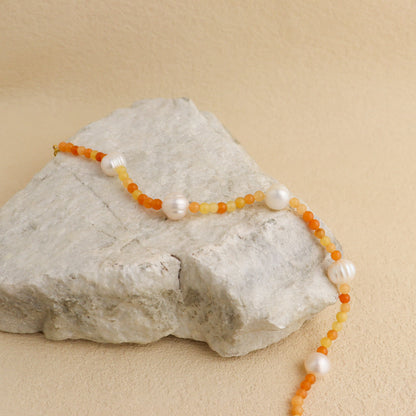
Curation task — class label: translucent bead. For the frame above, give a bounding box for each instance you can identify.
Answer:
[217,202,227,214]
[209,203,218,213]
[131,190,141,200]
[339,283,351,294]
[199,203,210,214]
[326,244,337,253]
[336,312,348,322]
[327,259,356,286]
[235,197,246,209]
[90,150,98,160]
[289,197,299,208]
[227,200,236,212]
[254,190,265,202]
[340,304,350,313]
[321,337,332,348]
[189,202,200,213]
[244,194,255,204]
[297,204,307,216]
[332,321,343,331]
[320,236,331,247]
[291,396,303,406]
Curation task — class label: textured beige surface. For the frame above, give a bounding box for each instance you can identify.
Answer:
[0,1,415,415]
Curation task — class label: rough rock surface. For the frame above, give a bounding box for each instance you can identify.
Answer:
[0,98,339,357]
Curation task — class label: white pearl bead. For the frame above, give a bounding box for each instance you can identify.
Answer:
[327,258,356,286]
[100,152,127,176]
[304,352,331,376]
[162,193,189,220]
[264,183,290,210]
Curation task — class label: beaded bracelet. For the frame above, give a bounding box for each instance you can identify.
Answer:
[53,141,356,416]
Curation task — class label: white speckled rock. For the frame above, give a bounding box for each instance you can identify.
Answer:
[0,98,339,357]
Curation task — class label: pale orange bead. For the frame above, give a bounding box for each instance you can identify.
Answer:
[244,194,255,204]
[189,202,200,213]
[289,197,299,208]
[297,204,307,216]
[341,303,351,313]
[291,406,303,415]
[291,395,304,406]
[254,190,265,202]
[339,283,351,294]
[58,142,67,152]
[235,197,245,209]
[327,329,338,340]
[77,146,86,156]
[326,242,336,253]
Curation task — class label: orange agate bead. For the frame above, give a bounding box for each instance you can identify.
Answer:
[143,197,153,209]
[331,250,342,261]
[127,183,139,193]
[217,202,227,214]
[308,219,320,230]
[189,202,200,213]
[152,199,162,210]
[303,211,313,222]
[138,194,148,205]
[244,194,255,204]
[317,346,328,355]
[95,152,105,162]
[339,294,350,303]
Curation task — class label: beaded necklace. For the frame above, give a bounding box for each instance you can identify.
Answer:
[53,141,355,416]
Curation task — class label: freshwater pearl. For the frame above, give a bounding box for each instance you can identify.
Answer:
[327,258,356,286]
[100,152,127,176]
[162,193,189,220]
[264,183,290,210]
[304,352,331,376]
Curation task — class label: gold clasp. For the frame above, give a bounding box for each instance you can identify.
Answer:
[52,144,60,157]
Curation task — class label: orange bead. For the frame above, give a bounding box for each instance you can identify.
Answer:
[308,219,320,230]
[331,250,342,261]
[244,194,255,204]
[339,293,350,303]
[291,395,303,406]
[291,405,304,415]
[144,197,153,209]
[95,152,105,162]
[58,142,66,152]
[152,199,162,210]
[84,148,92,158]
[217,202,227,214]
[77,146,86,156]
[138,194,148,205]
[189,202,200,213]
[295,389,307,399]
[127,183,139,193]
[71,145,79,155]
[327,330,338,340]
[317,346,328,355]
[303,211,314,222]
[64,142,73,152]
[304,373,316,384]
[300,380,311,391]
[314,228,325,239]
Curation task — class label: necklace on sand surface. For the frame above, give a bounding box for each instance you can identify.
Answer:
[53,141,356,415]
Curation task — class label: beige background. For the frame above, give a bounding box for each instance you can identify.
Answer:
[1,1,415,415]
